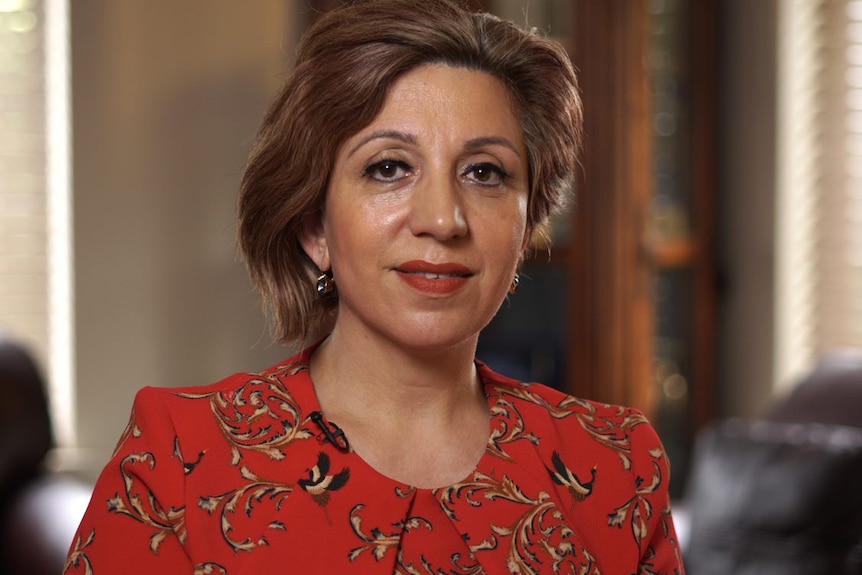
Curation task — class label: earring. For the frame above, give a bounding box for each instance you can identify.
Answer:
[509,273,520,295]
[316,271,336,298]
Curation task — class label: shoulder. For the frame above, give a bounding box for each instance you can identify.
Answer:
[478,360,667,470]
[478,360,650,433]
[132,349,312,413]
[117,349,315,454]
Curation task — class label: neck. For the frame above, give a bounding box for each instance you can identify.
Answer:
[307,321,491,488]
[309,324,482,428]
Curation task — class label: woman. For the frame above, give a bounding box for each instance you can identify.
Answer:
[65,1,685,573]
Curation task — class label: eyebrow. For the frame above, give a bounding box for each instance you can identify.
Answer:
[347,131,522,159]
[464,136,522,158]
[348,130,417,158]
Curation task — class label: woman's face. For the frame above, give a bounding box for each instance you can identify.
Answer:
[302,64,530,355]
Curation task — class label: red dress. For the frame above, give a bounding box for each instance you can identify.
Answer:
[64,345,685,574]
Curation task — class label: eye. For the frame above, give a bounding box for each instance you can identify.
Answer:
[363,159,412,183]
[464,162,508,186]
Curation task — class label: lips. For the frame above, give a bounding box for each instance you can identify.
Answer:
[395,260,472,295]
[397,260,471,276]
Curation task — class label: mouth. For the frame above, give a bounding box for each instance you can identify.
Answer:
[394,261,473,295]
[395,260,473,277]
[404,271,468,280]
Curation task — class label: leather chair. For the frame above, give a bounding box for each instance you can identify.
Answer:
[0,332,91,575]
[682,350,862,575]
[766,348,862,428]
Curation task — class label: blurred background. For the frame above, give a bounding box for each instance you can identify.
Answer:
[1,0,861,572]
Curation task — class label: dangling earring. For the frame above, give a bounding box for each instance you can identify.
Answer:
[316,271,336,298]
[509,273,520,295]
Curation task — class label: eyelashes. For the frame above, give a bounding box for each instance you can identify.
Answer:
[362,159,511,187]
[362,159,411,183]
[465,163,510,186]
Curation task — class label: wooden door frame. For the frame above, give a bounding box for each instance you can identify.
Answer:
[567,1,656,414]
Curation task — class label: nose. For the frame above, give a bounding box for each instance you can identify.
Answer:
[407,174,468,240]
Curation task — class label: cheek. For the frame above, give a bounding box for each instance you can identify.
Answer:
[324,196,404,263]
[510,194,530,250]
[363,193,409,230]
[484,196,529,264]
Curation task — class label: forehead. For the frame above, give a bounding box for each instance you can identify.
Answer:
[355,63,525,146]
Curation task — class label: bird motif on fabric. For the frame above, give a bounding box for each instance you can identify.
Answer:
[299,451,350,506]
[173,436,206,475]
[547,450,596,502]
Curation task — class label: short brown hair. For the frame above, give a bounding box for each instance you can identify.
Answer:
[238,0,583,345]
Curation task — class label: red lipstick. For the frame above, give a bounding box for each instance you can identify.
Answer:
[395,260,472,295]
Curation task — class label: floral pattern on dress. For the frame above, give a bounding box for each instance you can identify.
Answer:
[437,472,596,575]
[177,363,312,465]
[348,503,434,561]
[493,382,649,469]
[64,347,685,574]
[193,563,228,575]
[63,529,95,575]
[197,464,294,553]
[107,452,187,552]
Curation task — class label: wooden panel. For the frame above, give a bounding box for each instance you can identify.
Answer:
[567,1,656,415]
[688,0,719,432]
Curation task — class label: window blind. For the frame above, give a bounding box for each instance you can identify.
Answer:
[775,0,862,390]
[0,0,74,450]
[0,2,48,362]
[826,0,862,349]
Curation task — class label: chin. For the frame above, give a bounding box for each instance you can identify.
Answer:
[385,322,481,357]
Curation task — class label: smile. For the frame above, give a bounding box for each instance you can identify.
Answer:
[395,260,472,276]
[408,271,466,280]
[395,260,472,295]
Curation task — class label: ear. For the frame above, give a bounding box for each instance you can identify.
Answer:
[298,211,331,272]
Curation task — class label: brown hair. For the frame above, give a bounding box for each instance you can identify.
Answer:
[238,0,583,345]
